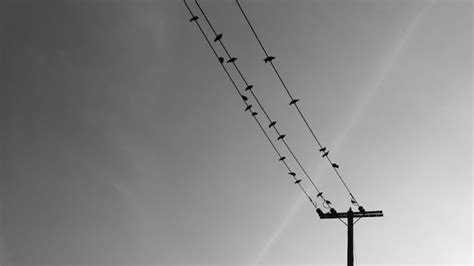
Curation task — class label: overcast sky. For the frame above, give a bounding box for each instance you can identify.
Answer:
[1,0,472,265]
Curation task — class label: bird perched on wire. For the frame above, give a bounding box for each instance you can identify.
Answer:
[264,56,275,63]
[214,33,222,42]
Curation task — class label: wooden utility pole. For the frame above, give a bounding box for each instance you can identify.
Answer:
[317,207,383,266]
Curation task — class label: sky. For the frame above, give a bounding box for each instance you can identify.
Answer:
[1,0,472,265]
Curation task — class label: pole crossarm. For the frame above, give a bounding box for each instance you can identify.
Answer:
[317,210,383,219]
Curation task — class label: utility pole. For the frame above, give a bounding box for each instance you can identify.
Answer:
[317,207,383,266]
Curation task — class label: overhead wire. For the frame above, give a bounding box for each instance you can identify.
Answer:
[193,0,334,209]
[235,0,361,207]
[183,0,320,211]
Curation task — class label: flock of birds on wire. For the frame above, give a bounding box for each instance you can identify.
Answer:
[184,0,368,218]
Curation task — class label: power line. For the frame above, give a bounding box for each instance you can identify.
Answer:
[235,0,361,207]
[194,0,334,209]
[183,0,322,210]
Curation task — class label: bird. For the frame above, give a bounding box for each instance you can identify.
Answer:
[289,99,299,105]
[319,147,326,152]
[241,95,248,101]
[351,199,358,205]
[251,112,258,116]
[227,57,237,63]
[288,172,296,177]
[277,134,286,140]
[294,179,302,184]
[268,121,276,128]
[278,156,286,161]
[189,16,198,22]
[326,200,332,205]
[218,57,224,63]
[317,192,323,197]
[322,151,329,158]
[264,56,275,63]
[332,163,339,168]
[214,33,223,42]
[245,105,252,111]
[245,85,253,91]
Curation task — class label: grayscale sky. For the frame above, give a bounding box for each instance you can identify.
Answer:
[1,0,472,265]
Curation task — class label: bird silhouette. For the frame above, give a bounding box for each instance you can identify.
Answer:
[278,156,286,161]
[277,134,286,140]
[251,112,258,116]
[268,121,276,128]
[351,199,358,205]
[189,16,198,22]
[322,151,329,158]
[358,206,366,213]
[245,105,252,111]
[326,200,332,205]
[241,95,248,101]
[294,179,302,184]
[245,85,253,91]
[227,57,237,63]
[214,33,222,42]
[332,163,339,168]
[289,99,299,105]
[316,208,325,217]
[288,172,296,177]
[218,57,224,63]
[317,192,323,197]
[319,147,326,152]
[264,56,275,63]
